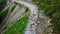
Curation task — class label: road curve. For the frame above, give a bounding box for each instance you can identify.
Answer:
[14,0,38,34]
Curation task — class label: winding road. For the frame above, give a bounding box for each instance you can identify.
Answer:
[0,0,52,34]
[14,0,38,34]
[13,0,52,34]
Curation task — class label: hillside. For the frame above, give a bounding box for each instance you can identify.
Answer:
[0,0,60,34]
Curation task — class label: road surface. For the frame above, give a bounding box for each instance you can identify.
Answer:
[14,0,38,34]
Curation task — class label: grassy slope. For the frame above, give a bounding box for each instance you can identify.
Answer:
[3,16,28,34]
[2,0,60,34]
[33,0,60,34]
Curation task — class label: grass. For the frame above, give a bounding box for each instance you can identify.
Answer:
[33,0,60,34]
[3,16,28,34]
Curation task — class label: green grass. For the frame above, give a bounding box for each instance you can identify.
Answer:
[3,16,28,34]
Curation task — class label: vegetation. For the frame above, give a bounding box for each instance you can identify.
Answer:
[0,0,6,3]
[0,3,16,23]
[3,16,28,34]
[45,0,60,34]
[32,0,60,34]
[0,8,9,23]
[33,0,60,34]
[1,0,60,34]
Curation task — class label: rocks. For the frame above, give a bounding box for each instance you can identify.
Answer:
[39,10,45,19]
